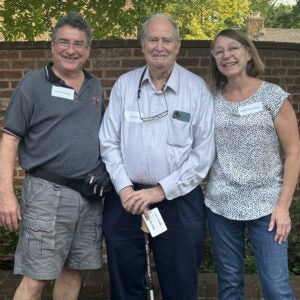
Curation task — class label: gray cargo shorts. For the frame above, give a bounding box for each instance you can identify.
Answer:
[14,174,103,280]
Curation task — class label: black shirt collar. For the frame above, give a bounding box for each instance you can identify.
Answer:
[44,62,92,85]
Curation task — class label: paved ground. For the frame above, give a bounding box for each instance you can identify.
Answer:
[1,264,300,300]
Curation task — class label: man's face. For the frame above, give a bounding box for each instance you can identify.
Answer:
[142,17,181,71]
[51,25,90,76]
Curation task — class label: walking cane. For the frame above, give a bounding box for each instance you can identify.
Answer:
[141,218,155,300]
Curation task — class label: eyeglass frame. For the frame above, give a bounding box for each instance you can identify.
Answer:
[137,67,169,122]
[54,38,89,51]
[211,43,248,59]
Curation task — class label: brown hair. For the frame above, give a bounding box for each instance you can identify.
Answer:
[209,29,265,87]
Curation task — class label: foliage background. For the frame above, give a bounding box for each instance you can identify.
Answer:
[0,0,299,41]
[0,0,299,275]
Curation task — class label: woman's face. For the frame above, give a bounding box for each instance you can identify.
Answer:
[211,35,251,79]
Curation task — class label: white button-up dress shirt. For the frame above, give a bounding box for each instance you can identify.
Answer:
[99,63,215,200]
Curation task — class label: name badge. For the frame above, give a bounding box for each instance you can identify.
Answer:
[238,101,263,116]
[51,86,75,100]
[142,208,167,237]
[124,110,142,123]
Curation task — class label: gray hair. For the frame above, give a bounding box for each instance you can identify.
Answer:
[140,13,180,42]
[52,12,92,45]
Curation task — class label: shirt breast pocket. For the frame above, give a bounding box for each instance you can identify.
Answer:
[167,118,191,147]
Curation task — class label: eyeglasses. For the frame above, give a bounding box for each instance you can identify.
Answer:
[136,67,169,122]
[55,39,88,51]
[137,90,168,122]
[211,44,248,59]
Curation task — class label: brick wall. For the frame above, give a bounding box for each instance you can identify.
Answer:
[0,40,299,194]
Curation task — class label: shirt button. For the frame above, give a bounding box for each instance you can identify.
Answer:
[53,185,59,191]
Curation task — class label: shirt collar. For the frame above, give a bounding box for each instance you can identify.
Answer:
[44,62,92,84]
[143,63,179,94]
[165,62,179,94]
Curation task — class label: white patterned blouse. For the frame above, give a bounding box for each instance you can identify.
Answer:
[205,81,289,220]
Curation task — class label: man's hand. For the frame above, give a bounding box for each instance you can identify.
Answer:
[0,192,21,231]
[0,133,21,231]
[119,185,165,217]
[119,186,135,211]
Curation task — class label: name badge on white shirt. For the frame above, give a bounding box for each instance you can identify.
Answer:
[124,110,142,123]
[238,101,263,116]
[51,86,75,100]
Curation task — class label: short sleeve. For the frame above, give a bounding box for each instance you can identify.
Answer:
[263,82,290,119]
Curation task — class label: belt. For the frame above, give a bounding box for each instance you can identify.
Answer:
[133,182,157,190]
[27,168,84,190]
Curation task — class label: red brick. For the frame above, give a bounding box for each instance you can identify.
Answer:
[0,40,298,198]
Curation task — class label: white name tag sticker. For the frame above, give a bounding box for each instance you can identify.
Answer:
[124,110,142,123]
[142,208,167,237]
[238,101,263,116]
[51,86,75,100]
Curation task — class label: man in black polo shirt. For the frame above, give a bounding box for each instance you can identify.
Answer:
[0,12,107,300]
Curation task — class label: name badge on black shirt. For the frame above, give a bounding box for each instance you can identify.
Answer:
[51,85,75,100]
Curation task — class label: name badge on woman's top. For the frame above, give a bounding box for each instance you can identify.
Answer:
[238,101,263,116]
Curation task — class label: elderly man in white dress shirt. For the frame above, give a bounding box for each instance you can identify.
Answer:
[99,13,215,300]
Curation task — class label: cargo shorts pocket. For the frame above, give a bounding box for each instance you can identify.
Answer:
[23,216,55,257]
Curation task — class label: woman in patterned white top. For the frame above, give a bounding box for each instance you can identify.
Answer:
[205,29,299,300]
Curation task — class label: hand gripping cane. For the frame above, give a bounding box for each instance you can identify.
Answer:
[141,218,155,300]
